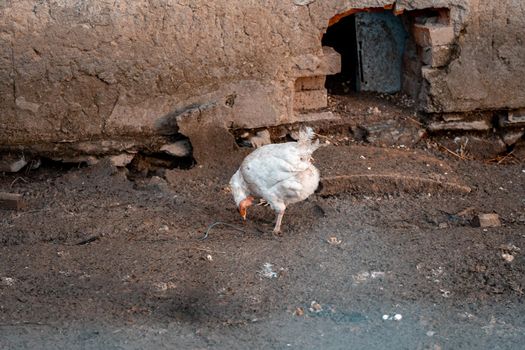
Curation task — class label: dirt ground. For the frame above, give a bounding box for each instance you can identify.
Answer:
[1,96,524,349]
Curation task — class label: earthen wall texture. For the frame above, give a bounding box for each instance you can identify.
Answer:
[1,0,523,149]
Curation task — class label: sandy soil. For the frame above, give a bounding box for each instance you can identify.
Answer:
[1,95,524,349]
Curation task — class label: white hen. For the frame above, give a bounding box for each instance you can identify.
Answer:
[229,127,320,234]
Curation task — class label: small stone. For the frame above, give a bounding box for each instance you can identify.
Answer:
[368,106,381,115]
[501,253,514,262]
[310,301,322,312]
[0,156,27,173]
[29,159,41,170]
[327,236,341,245]
[440,289,451,298]
[109,153,135,167]
[382,314,389,320]
[294,307,305,316]
[370,271,385,279]
[152,281,176,292]
[206,254,213,261]
[438,222,449,229]
[160,140,192,157]
[394,314,403,321]
[472,213,501,228]
[501,130,524,146]
[1,277,16,286]
[427,331,436,337]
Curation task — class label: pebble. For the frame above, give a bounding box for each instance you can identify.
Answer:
[310,301,322,312]
[382,313,402,321]
[327,236,342,245]
[0,277,15,286]
[501,253,514,262]
[294,307,304,316]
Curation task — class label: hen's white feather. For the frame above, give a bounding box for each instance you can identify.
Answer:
[229,126,320,233]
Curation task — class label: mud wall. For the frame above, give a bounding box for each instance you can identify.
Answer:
[422,0,525,113]
[0,0,524,155]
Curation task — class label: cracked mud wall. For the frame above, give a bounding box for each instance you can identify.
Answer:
[0,0,524,152]
[421,0,525,113]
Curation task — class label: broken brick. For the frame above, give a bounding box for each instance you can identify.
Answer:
[0,192,25,210]
[472,213,501,228]
[413,24,455,47]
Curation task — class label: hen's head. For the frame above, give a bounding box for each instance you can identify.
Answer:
[230,170,254,220]
[239,196,255,220]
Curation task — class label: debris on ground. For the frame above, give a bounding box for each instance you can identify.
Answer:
[382,313,402,321]
[440,289,452,298]
[500,244,520,263]
[0,155,27,173]
[309,301,322,313]
[0,192,25,210]
[0,277,16,286]
[294,307,305,316]
[353,271,386,283]
[152,281,176,293]
[258,263,278,279]
[326,236,342,245]
[109,153,135,167]
[472,213,502,228]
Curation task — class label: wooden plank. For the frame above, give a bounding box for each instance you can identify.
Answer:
[0,192,25,210]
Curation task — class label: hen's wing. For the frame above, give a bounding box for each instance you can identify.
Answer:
[240,143,309,192]
[240,142,311,202]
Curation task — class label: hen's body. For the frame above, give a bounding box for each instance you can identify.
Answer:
[230,128,320,234]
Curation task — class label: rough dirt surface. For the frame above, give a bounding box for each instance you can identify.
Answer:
[1,133,524,349]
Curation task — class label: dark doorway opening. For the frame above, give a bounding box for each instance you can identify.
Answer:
[322,15,358,94]
[322,10,408,95]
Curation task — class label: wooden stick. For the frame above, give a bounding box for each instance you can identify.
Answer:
[437,143,467,160]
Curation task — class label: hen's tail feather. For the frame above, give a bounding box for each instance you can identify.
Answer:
[297,126,315,143]
[297,126,320,153]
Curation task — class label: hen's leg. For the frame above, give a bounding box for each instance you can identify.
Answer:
[273,209,285,235]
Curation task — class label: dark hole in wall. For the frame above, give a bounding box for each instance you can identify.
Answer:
[322,15,358,94]
[35,158,90,171]
[126,152,195,179]
[323,10,409,95]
